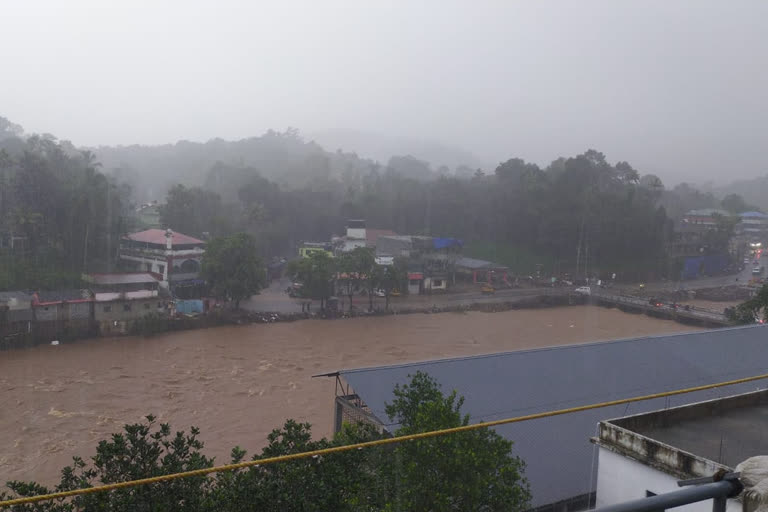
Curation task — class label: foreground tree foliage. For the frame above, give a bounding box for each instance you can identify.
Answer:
[1,373,530,512]
[727,285,768,324]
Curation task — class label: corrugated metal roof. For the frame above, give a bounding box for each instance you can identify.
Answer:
[685,208,730,217]
[35,289,92,304]
[123,229,205,246]
[85,273,161,285]
[366,229,397,246]
[455,256,503,269]
[740,211,768,218]
[336,325,768,507]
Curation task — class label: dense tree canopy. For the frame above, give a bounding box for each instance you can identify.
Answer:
[0,131,131,290]
[727,284,768,324]
[201,233,265,308]
[1,115,746,290]
[285,252,336,308]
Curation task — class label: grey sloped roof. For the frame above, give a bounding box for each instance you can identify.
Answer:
[337,325,768,507]
[455,256,501,269]
[0,291,34,305]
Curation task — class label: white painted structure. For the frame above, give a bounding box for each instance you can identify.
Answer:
[596,448,740,512]
[593,392,768,512]
[119,229,205,288]
[345,219,366,241]
[423,276,447,291]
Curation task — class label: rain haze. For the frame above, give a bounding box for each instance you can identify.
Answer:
[2,0,767,183]
[5,1,768,509]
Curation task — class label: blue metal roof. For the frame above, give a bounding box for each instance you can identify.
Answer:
[336,325,768,507]
[740,211,768,218]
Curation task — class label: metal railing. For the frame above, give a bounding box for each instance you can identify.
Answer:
[592,291,728,322]
[594,472,743,512]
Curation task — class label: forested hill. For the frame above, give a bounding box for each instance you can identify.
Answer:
[92,128,478,203]
[713,175,768,212]
[0,118,132,290]
[1,114,758,290]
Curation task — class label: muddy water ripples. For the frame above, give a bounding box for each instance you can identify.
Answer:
[0,306,697,486]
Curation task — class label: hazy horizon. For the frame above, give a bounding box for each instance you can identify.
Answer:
[3,1,767,182]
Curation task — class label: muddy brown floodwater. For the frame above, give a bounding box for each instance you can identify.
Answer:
[0,306,699,487]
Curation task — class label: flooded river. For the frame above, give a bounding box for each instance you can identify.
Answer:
[0,306,698,487]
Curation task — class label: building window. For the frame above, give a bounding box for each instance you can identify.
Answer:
[157,302,162,308]
[103,305,111,313]
[433,279,443,287]
[158,265,164,275]
[144,303,150,310]
[123,304,132,312]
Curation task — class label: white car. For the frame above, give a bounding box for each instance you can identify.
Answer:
[574,286,591,296]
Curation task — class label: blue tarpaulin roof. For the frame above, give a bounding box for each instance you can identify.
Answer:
[432,237,463,249]
[335,325,768,507]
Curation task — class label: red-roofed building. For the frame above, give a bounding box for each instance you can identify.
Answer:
[119,229,206,288]
[366,229,397,248]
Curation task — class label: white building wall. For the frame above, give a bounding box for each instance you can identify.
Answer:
[596,448,740,512]
[341,239,367,252]
[346,227,366,240]
[423,276,448,291]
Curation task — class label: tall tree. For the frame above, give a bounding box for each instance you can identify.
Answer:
[337,248,368,312]
[380,257,408,310]
[383,371,531,511]
[201,233,265,309]
[285,252,336,309]
[721,193,758,214]
[159,185,232,238]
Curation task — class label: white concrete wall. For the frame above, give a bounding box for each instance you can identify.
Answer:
[424,277,447,291]
[346,227,366,240]
[341,239,367,252]
[596,448,740,512]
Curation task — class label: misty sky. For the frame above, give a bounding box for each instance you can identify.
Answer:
[2,1,767,183]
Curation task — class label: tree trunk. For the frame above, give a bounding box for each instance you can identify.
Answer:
[82,222,89,272]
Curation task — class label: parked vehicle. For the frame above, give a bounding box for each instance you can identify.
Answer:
[574,286,591,296]
[286,283,304,297]
[481,285,495,295]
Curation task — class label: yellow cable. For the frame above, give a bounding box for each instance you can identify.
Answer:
[2,371,768,508]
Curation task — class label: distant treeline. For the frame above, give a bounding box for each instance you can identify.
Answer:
[0,116,755,290]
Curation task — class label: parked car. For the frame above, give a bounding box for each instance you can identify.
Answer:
[574,286,591,296]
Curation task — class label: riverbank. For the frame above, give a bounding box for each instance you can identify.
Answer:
[0,305,699,487]
[1,291,577,350]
